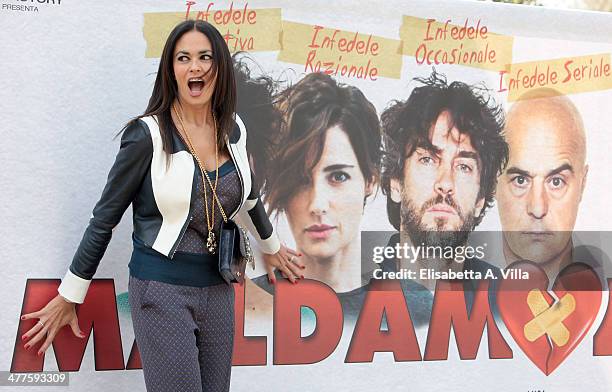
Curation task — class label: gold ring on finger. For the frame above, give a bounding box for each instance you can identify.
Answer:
[37,320,44,327]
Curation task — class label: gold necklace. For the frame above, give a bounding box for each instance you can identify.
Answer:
[173,104,228,254]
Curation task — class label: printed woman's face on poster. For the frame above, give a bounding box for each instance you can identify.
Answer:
[285,124,374,260]
[261,72,381,275]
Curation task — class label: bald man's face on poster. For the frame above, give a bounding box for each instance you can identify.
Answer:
[496,93,589,266]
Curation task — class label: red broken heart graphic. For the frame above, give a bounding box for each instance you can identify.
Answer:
[497,261,602,375]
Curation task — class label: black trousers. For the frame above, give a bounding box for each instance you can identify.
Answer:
[128,275,235,392]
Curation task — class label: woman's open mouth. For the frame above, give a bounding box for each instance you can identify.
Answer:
[187,78,204,97]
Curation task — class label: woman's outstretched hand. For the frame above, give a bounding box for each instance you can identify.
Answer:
[262,244,305,284]
[20,294,86,356]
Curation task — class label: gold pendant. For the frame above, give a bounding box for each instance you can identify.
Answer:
[206,231,217,254]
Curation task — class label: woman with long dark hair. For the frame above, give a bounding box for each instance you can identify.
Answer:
[253,72,382,322]
[19,20,303,392]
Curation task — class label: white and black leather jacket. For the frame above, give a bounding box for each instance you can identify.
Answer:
[58,114,280,303]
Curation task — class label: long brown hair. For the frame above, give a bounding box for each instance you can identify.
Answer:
[233,52,283,185]
[128,20,236,153]
[265,73,382,214]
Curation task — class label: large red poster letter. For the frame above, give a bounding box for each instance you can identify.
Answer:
[273,280,343,365]
[424,280,512,360]
[11,279,125,372]
[232,282,267,365]
[345,279,421,363]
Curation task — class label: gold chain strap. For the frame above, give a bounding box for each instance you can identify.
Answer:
[172,104,228,253]
[173,104,228,222]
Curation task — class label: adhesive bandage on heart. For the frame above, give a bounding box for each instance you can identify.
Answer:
[523,289,576,347]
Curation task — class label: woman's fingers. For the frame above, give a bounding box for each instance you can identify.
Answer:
[277,248,303,282]
[272,252,295,283]
[20,310,43,321]
[22,320,45,342]
[263,246,306,284]
[287,254,306,270]
[24,323,48,349]
[37,328,59,355]
[265,261,276,285]
[69,317,85,338]
[21,295,82,353]
[285,247,301,257]
[278,262,297,283]
[284,256,304,279]
[283,246,306,270]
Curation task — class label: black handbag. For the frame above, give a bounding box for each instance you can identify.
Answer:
[218,219,255,284]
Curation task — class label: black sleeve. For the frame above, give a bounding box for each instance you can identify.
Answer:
[245,168,274,240]
[69,119,153,279]
[235,167,281,254]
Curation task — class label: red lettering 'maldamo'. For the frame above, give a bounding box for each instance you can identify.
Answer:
[11,279,125,372]
[424,280,513,360]
[345,279,421,362]
[233,283,267,365]
[273,279,343,365]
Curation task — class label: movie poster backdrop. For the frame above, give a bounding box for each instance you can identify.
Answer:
[3,0,612,390]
